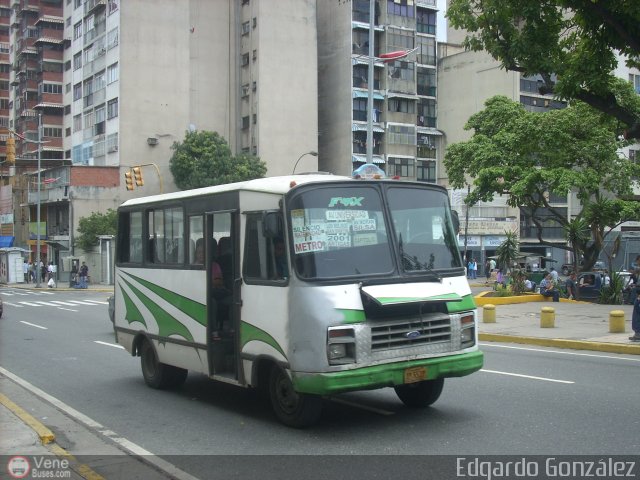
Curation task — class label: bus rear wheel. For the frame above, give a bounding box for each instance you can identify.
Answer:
[140,340,188,390]
[394,378,444,408]
[269,365,322,428]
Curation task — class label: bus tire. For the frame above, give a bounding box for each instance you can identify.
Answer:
[140,340,188,390]
[394,378,444,408]
[269,365,322,428]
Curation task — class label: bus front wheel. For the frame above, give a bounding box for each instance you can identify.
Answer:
[140,340,188,390]
[269,365,322,428]
[394,378,444,408]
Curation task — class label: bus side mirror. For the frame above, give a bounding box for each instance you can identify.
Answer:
[263,212,283,238]
[451,210,460,233]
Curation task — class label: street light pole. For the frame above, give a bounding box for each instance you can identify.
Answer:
[366,0,375,165]
[292,151,318,174]
[36,112,42,288]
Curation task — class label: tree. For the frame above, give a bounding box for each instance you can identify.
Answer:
[169,130,267,190]
[76,209,117,251]
[446,0,640,139]
[444,95,640,270]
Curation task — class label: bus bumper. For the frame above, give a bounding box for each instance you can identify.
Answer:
[292,350,483,395]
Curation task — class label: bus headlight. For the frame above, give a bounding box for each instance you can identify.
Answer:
[460,313,475,348]
[327,327,355,365]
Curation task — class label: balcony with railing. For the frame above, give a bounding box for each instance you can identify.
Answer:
[84,0,106,16]
[84,21,106,46]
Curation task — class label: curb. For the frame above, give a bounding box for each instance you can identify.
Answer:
[0,392,55,444]
[479,333,640,355]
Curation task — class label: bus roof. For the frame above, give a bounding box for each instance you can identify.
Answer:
[119,174,351,207]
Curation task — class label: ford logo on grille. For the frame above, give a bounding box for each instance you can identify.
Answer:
[405,330,421,339]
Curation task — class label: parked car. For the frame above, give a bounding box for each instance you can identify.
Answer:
[0,296,3,318]
[561,260,605,276]
[575,271,631,301]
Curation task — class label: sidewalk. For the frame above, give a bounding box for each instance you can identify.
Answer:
[0,373,182,479]
[5,280,113,293]
[473,288,640,355]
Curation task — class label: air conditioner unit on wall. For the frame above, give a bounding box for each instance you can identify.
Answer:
[147,137,158,146]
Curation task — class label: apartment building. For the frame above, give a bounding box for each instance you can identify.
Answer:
[5,0,318,283]
[317,0,440,181]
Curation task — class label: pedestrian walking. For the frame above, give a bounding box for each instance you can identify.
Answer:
[630,292,640,342]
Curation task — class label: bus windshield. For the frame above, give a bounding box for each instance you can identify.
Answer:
[286,183,461,280]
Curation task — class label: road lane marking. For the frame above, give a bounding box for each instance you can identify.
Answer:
[480,343,640,362]
[83,300,109,305]
[49,300,80,306]
[480,369,574,384]
[18,301,44,306]
[0,367,201,480]
[94,340,124,349]
[20,321,47,330]
[3,302,24,307]
[33,301,62,306]
[58,308,79,312]
[66,300,100,305]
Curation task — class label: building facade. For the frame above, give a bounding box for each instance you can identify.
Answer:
[317,0,441,181]
[4,0,318,283]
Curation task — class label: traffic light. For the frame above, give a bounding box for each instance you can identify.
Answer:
[133,166,144,187]
[124,170,134,190]
[6,136,15,165]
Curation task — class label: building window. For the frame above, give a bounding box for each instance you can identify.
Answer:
[388,98,415,114]
[417,99,436,127]
[387,0,414,18]
[252,17,257,29]
[388,124,415,145]
[387,60,414,81]
[65,83,71,93]
[73,114,82,132]
[73,52,82,70]
[353,98,368,121]
[416,9,436,35]
[388,157,415,178]
[65,127,71,137]
[107,132,118,152]
[73,21,82,40]
[107,62,119,84]
[253,49,257,61]
[387,27,414,52]
[41,83,63,94]
[73,82,82,101]
[241,21,250,35]
[417,67,436,96]
[241,53,250,66]
[241,84,250,97]
[242,116,250,129]
[43,128,62,138]
[107,98,118,119]
[74,0,81,8]
[64,105,71,115]
[107,27,119,49]
[416,36,436,66]
[416,160,436,182]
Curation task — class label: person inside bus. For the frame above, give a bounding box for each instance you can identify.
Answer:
[195,238,231,330]
[273,237,288,279]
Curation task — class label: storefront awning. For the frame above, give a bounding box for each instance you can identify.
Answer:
[352,123,384,132]
[0,236,15,248]
[352,90,384,100]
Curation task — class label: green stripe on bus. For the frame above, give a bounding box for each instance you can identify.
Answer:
[240,322,287,359]
[120,271,206,326]
[375,293,462,304]
[119,285,147,328]
[445,294,476,313]
[338,309,366,324]
[121,277,194,342]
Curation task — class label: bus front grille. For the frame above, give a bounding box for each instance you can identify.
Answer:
[370,317,451,351]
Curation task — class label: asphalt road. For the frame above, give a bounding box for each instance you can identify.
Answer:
[1,287,639,476]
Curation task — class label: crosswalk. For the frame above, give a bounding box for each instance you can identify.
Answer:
[1,289,108,309]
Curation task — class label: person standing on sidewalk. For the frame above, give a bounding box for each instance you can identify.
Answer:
[79,262,89,289]
[631,292,640,341]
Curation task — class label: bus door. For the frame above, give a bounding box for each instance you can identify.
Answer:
[205,211,240,379]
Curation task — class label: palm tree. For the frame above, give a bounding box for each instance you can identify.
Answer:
[496,230,519,276]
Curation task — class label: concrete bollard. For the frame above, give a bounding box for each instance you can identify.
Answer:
[540,306,555,328]
[609,310,625,333]
[483,304,496,323]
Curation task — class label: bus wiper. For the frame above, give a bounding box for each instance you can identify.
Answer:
[398,234,441,280]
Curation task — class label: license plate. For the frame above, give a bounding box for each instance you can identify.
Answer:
[404,366,427,384]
